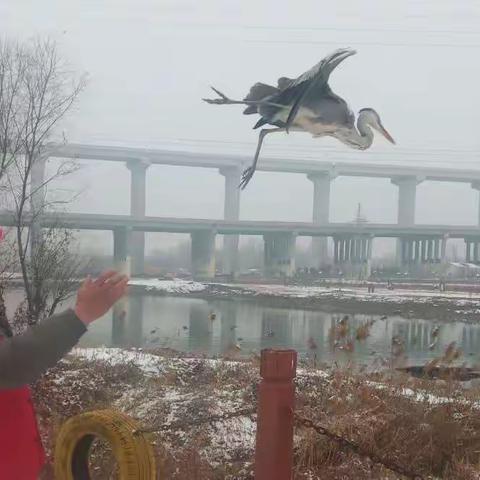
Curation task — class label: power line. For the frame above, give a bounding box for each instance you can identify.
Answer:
[244,24,480,36]
[166,22,480,37]
[248,39,480,49]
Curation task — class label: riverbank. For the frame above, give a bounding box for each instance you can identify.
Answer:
[128,279,480,323]
[34,347,480,479]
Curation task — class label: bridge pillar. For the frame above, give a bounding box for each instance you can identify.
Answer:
[471,182,480,226]
[220,167,241,276]
[308,172,335,266]
[400,237,415,265]
[113,226,131,274]
[127,160,150,275]
[413,239,421,264]
[465,239,472,263]
[30,154,47,258]
[465,237,480,264]
[191,230,216,280]
[112,226,131,346]
[333,235,373,277]
[403,236,442,266]
[392,176,423,265]
[441,235,448,264]
[263,232,296,278]
[426,239,433,262]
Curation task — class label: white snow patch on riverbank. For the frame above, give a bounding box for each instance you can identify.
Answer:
[72,347,167,375]
[72,347,241,376]
[236,283,480,303]
[73,348,465,408]
[130,278,480,308]
[129,278,206,293]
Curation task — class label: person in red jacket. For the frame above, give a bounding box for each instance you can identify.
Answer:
[0,270,129,479]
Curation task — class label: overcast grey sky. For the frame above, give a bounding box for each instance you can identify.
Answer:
[2,0,480,253]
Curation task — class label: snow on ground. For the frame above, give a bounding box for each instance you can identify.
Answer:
[128,278,206,294]
[72,348,475,409]
[235,283,480,303]
[73,347,168,375]
[130,277,480,309]
[73,347,240,375]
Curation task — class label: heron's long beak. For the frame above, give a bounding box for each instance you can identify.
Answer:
[378,124,396,144]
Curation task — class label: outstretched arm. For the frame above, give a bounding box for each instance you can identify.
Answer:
[0,271,128,390]
[0,309,86,389]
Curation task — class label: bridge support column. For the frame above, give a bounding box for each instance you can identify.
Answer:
[465,238,480,264]
[30,154,47,259]
[414,239,421,264]
[127,160,150,275]
[466,239,472,263]
[366,235,374,277]
[426,239,433,262]
[334,235,373,277]
[220,167,241,276]
[399,237,416,266]
[308,172,335,266]
[471,182,480,226]
[421,239,427,263]
[434,238,440,262]
[392,176,423,265]
[112,227,131,346]
[264,232,296,278]
[441,235,448,264]
[191,230,216,280]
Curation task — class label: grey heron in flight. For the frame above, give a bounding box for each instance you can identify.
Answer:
[203,48,395,189]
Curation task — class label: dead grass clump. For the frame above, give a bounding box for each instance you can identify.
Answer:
[295,367,480,479]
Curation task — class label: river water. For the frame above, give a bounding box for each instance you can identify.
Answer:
[5,291,480,366]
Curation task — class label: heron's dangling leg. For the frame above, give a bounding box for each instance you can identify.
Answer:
[239,128,284,190]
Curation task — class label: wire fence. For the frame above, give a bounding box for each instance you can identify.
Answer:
[294,413,425,480]
[134,389,426,479]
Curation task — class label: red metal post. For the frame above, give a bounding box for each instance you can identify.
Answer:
[255,348,297,480]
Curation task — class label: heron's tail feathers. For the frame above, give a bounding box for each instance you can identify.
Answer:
[242,82,279,115]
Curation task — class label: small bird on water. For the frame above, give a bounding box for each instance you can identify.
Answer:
[203,48,395,189]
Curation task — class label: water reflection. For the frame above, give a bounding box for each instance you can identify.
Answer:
[5,288,480,367]
[72,295,480,367]
[128,295,144,347]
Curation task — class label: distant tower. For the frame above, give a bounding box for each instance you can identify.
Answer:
[353,203,368,225]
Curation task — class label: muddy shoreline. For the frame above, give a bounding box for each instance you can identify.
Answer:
[128,283,480,323]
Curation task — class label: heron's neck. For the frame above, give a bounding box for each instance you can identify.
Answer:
[351,114,374,150]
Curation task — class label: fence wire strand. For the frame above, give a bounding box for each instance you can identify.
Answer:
[295,413,425,480]
[135,407,257,434]
[135,402,425,479]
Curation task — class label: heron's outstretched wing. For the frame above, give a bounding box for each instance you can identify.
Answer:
[276,48,357,131]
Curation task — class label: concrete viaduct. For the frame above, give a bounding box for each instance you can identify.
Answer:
[21,143,480,278]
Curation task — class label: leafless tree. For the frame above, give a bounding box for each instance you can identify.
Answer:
[0,39,26,182]
[0,37,87,324]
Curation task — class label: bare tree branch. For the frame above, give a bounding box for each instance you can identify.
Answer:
[0,37,87,324]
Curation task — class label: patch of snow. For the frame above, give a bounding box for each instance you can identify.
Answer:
[72,347,166,375]
[129,278,206,294]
